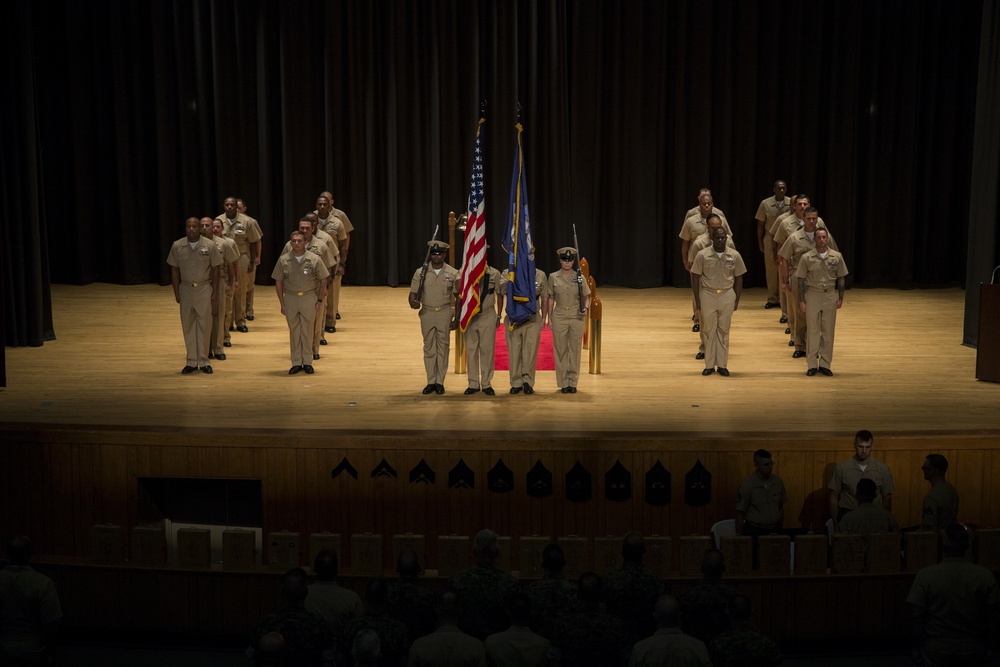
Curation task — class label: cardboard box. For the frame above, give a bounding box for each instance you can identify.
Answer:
[91,524,126,565]
[131,525,166,566]
[222,529,256,570]
[793,534,828,575]
[720,536,752,575]
[758,534,791,575]
[267,531,301,570]
[557,536,589,577]
[517,536,548,578]
[177,528,211,569]
[350,533,383,575]
[437,535,469,577]
[866,533,901,573]
[831,533,865,574]
[647,536,672,577]
[680,536,713,577]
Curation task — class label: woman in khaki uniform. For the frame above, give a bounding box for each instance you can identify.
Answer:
[546,247,591,393]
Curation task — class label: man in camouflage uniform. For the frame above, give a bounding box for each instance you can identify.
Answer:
[628,595,711,667]
[408,591,486,666]
[525,543,578,640]
[305,550,364,640]
[549,572,628,666]
[678,549,738,644]
[602,532,667,645]
[388,550,436,645]
[339,576,409,667]
[708,593,781,667]
[449,529,518,641]
[248,568,335,666]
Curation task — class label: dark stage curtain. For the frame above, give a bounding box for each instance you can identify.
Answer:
[964,0,1000,348]
[0,0,988,353]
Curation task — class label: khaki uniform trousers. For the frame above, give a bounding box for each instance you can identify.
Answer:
[805,287,839,370]
[763,231,781,307]
[284,291,317,366]
[245,263,257,317]
[179,282,212,367]
[787,278,803,350]
[552,309,586,388]
[326,274,343,327]
[506,314,542,388]
[230,254,250,328]
[312,292,328,355]
[210,281,231,355]
[465,313,499,389]
[419,306,452,384]
[700,287,736,369]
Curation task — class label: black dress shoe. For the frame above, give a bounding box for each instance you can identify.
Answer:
[320,339,328,345]
[336,312,341,320]
[818,367,833,376]
[779,315,788,323]
[201,365,213,374]
[464,387,480,395]
[522,383,534,395]
[303,365,315,374]
[692,323,700,332]
[695,352,705,360]
[223,341,232,347]
[215,353,227,361]
[510,386,522,394]
[434,384,445,394]
[422,384,436,394]
[325,325,336,333]
[209,351,215,359]
[702,368,714,376]
[246,315,254,321]
[561,387,571,393]
[568,387,577,393]
[717,367,730,377]
[806,368,818,376]
[788,340,795,346]
[764,302,778,309]
[181,366,197,375]
[483,387,495,396]
[792,350,806,358]
[313,353,320,360]
[785,327,791,334]
[229,325,235,332]
[328,326,336,333]
[289,365,303,375]
[236,325,249,333]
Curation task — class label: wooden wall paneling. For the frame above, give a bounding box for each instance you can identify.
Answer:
[299,448,321,536]
[957,448,986,527]
[776,449,807,530]
[48,443,77,555]
[98,445,129,527]
[156,441,190,476]
[76,444,98,556]
[264,448,300,538]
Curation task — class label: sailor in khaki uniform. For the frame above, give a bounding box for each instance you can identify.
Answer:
[506,268,550,395]
[691,224,746,376]
[215,196,262,334]
[317,192,354,329]
[777,204,835,354]
[461,252,507,395]
[546,247,592,393]
[795,227,848,376]
[409,241,459,394]
[236,198,262,321]
[687,216,735,360]
[754,180,790,310]
[272,230,330,375]
[205,218,238,361]
[167,217,222,374]
[282,218,337,361]
[679,193,733,331]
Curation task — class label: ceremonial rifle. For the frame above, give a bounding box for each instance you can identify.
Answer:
[416,224,440,302]
[572,224,586,313]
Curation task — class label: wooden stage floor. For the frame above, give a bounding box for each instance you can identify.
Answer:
[2,283,998,439]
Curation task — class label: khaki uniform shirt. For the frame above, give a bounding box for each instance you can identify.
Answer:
[283,237,337,270]
[410,264,459,308]
[688,231,736,265]
[778,227,838,274]
[167,236,222,283]
[828,456,893,511]
[795,248,849,289]
[271,250,331,294]
[735,473,787,526]
[212,236,240,285]
[755,196,791,229]
[690,247,747,290]
[216,212,262,256]
[680,213,733,242]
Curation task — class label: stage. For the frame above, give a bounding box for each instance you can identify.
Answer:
[2,283,997,435]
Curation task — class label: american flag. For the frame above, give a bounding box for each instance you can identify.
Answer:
[459,118,487,332]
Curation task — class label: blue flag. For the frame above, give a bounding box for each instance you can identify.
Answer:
[503,123,537,327]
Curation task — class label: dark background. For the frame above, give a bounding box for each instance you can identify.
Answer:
[2,0,999,351]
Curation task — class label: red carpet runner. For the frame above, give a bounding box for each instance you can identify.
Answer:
[491,325,555,371]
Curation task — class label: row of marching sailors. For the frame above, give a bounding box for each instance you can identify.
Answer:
[678,184,848,377]
[407,242,591,396]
